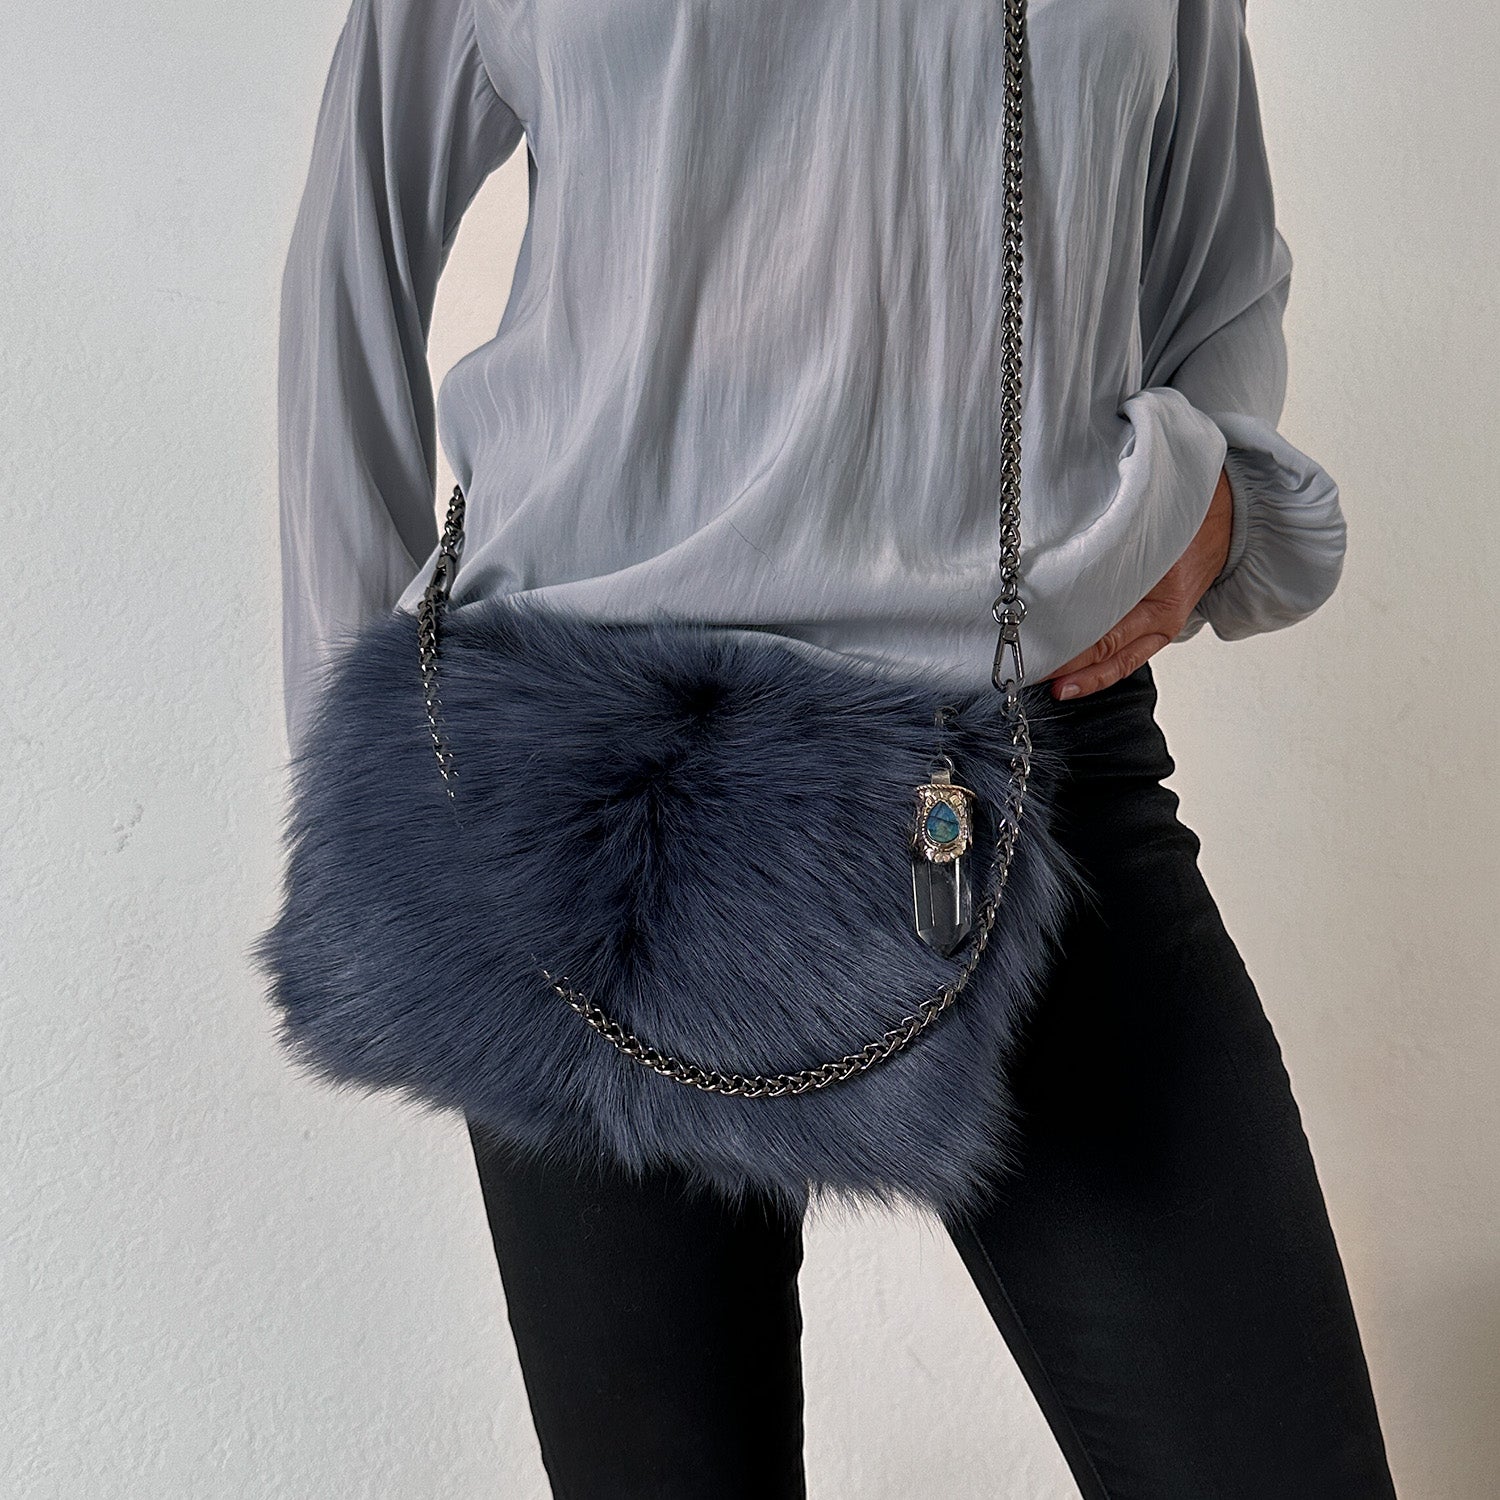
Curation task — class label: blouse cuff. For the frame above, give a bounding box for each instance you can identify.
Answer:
[1215,443,1256,586]
[1190,409,1347,641]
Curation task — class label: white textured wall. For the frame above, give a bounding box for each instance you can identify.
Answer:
[3,2,1495,1495]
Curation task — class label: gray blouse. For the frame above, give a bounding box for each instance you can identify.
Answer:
[277,0,1346,753]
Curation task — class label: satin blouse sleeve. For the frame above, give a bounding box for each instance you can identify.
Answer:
[1140,0,1347,646]
[276,0,524,755]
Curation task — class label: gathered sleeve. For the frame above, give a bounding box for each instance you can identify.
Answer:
[276,0,524,754]
[1139,0,1347,646]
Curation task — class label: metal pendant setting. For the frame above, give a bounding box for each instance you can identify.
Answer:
[912,770,974,863]
[910,767,978,957]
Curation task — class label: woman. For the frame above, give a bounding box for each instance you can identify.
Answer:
[273,0,1397,1493]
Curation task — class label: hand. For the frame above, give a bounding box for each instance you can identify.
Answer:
[1041,466,1234,700]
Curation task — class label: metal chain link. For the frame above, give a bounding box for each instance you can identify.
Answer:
[415,0,1031,1095]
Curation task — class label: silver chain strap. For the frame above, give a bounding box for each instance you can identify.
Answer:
[415,0,1031,1096]
[990,0,1029,704]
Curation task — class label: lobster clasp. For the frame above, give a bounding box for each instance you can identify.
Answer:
[991,619,1025,698]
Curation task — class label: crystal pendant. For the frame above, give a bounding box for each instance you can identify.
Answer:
[910,768,976,957]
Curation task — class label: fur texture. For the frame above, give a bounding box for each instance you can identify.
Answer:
[249,596,1091,1221]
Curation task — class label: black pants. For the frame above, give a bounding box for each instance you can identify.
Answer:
[466,663,1398,1498]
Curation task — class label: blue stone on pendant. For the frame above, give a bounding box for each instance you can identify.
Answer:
[924,800,962,846]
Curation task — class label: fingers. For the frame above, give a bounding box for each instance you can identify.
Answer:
[1042,473,1227,701]
[1049,631,1172,698]
[1044,593,1181,699]
[1044,626,1130,684]
[1043,595,1164,681]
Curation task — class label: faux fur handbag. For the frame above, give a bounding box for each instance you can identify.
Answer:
[249,0,1086,1220]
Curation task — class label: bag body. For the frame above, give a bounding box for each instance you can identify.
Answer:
[250,593,1090,1219]
[253,0,1057,1221]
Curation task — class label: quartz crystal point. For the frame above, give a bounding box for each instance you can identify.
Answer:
[911,849,974,957]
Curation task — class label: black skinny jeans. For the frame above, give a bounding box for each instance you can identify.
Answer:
[466,662,1398,1498]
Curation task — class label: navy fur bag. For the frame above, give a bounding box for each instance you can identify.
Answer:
[250,0,1078,1220]
[249,589,1089,1221]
